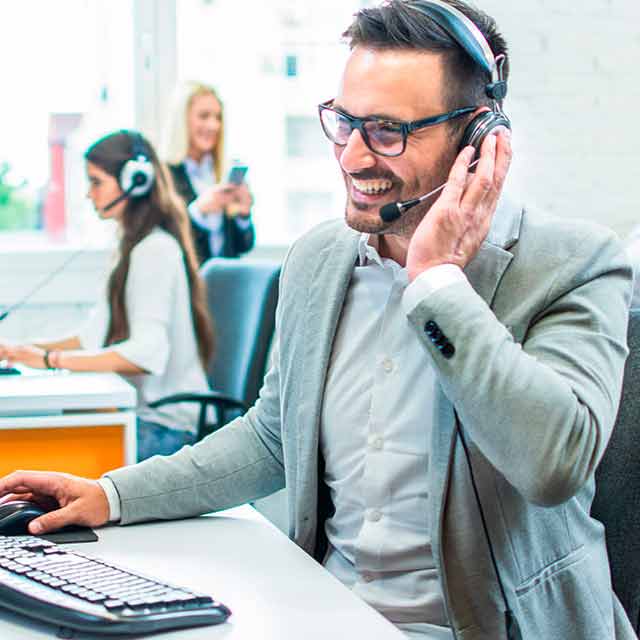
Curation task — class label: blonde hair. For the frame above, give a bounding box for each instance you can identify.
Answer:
[162,82,225,183]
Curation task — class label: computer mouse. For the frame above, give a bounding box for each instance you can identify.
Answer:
[0,500,46,535]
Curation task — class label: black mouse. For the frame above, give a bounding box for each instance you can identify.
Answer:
[0,500,46,535]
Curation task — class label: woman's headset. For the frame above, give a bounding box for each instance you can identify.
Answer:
[102,131,155,212]
[119,131,155,197]
[410,0,511,153]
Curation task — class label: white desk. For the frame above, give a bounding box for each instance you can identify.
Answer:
[0,505,405,639]
[0,370,137,477]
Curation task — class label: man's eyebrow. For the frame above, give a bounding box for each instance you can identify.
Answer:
[332,102,404,122]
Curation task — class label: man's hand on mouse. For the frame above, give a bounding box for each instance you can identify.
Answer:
[0,471,110,534]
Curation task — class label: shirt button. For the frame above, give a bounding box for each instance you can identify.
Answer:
[368,435,383,451]
[366,509,382,523]
[382,358,394,373]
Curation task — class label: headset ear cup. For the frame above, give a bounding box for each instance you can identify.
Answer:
[459,110,511,157]
[119,158,155,197]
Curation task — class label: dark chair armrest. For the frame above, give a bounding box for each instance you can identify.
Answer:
[148,391,246,412]
[148,391,248,441]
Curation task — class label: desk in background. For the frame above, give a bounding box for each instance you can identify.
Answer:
[0,505,405,639]
[0,370,136,478]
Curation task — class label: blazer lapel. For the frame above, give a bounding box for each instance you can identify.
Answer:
[296,227,361,500]
[431,196,524,550]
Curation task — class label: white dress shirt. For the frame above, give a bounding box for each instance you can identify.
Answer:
[321,234,465,639]
[79,228,210,434]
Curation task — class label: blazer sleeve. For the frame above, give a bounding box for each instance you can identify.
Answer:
[104,248,289,524]
[405,228,632,507]
[226,214,255,256]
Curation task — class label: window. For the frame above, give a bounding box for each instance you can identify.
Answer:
[1,1,135,244]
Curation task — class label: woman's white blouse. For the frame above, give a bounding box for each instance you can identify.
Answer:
[78,228,209,433]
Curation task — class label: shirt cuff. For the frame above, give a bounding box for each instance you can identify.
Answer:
[188,200,224,231]
[402,263,468,315]
[97,477,122,523]
[234,215,252,230]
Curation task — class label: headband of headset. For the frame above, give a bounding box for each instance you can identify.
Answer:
[409,0,507,102]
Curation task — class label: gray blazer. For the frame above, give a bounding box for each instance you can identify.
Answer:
[107,198,635,639]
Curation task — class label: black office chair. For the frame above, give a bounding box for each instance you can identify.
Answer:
[591,308,640,633]
[149,258,281,441]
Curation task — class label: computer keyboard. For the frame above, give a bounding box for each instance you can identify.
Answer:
[0,535,231,635]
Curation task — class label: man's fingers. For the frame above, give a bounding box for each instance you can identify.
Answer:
[492,129,512,195]
[0,471,64,500]
[0,492,35,505]
[28,504,76,535]
[461,133,497,210]
[441,146,476,204]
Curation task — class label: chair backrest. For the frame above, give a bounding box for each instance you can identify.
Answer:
[592,308,640,632]
[200,258,281,410]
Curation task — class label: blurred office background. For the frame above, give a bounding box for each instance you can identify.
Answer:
[1,0,639,343]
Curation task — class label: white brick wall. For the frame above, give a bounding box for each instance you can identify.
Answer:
[479,1,640,238]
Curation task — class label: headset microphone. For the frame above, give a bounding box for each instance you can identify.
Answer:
[379,158,480,223]
[101,185,135,213]
[100,169,148,213]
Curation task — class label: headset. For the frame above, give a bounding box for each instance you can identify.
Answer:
[410,0,511,153]
[102,131,155,212]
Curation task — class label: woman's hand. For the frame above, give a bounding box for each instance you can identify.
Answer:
[195,184,236,214]
[0,343,46,369]
[226,183,254,218]
[0,470,111,534]
[196,183,254,217]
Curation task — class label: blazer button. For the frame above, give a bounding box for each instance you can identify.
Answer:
[440,342,455,359]
[424,320,439,336]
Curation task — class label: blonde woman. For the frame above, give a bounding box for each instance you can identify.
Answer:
[164,82,254,265]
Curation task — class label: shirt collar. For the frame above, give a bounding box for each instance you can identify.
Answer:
[357,233,408,283]
[357,233,378,267]
[184,153,214,178]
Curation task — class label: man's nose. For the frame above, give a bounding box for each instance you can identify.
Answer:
[338,128,376,175]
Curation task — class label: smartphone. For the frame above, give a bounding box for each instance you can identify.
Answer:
[227,164,248,185]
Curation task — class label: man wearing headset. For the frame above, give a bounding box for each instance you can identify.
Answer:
[0,1,633,638]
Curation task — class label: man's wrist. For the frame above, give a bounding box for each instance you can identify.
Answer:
[402,263,468,314]
[96,477,121,522]
[408,260,457,283]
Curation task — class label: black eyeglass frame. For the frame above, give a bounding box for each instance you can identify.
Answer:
[318,99,478,157]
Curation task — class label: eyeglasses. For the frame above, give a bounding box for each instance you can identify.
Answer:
[318,99,478,157]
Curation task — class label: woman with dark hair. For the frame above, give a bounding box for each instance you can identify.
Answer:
[163,82,255,265]
[0,130,215,461]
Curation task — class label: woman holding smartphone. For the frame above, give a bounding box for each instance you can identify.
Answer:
[163,82,255,265]
[0,131,214,462]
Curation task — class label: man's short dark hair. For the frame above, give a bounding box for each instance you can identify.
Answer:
[343,0,509,117]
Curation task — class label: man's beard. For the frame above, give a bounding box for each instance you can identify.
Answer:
[343,150,455,240]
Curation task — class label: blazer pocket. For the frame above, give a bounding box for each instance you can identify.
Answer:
[514,546,613,639]
[515,545,586,597]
